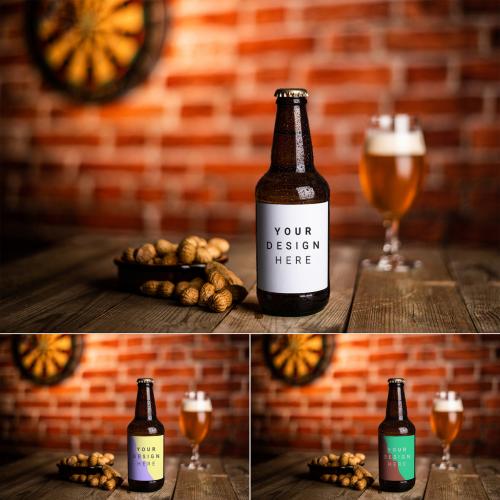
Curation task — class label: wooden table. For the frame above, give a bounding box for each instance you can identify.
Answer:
[0,451,248,499]
[252,452,500,499]
[0,235,498,332]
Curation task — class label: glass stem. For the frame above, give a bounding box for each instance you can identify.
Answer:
[441,443,450,466]
[383,219,400,258]
[190,443,200,465]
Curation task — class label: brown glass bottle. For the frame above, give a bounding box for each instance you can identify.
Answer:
[127,378,165,492]
[255,88,330,316]
[378,378,416,492]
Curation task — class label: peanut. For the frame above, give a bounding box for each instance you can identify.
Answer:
[355,478,367,491]
[209,271,227,291]
[175,281,190,296]
[104,478,117,490]
[206,244,221,259]
[136,243,156,264]
[99,475,108,486]
[198,282,216,306]
[157,281,175,298]
[77,453,88,461]
[196,247,212,263]
[189,277,205,290]
[178,240,197,264]
[140,280,161,297]
[89,477,99,487]
[66,455,78,466]
[161,253,178,265]
[104,452,115,462]
[180,287,199,306]
[89,453,99,466]
[122,247,136,263]
[208,237,230,254]
[155,239,176,256]
[209,289,233,312]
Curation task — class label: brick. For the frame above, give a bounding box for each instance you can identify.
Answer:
[395,96,482,115]
[461,59,500,81]
[403,0,451,17]
[255,8,285,23]
[407,64,448,83]
[176,11,238,27]
[330,33,372,53]
[238,37,314,55]
[324,99,379,116]
[180,103,214,118]
[161,134,232,147]
[166,71,235,87]
[309,66,391,86]
[462,0,500,13]
[305,2,389,21]
[386,28,478,51]
[468,125,500,149]
[232,100,275,116]
[255,67,289,82]
[32,133,100,147]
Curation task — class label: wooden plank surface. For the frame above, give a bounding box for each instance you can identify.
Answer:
[1,237,498,332]
[215,244,362,333]
[1,452,248,499]
[347,246,477,333]
[252,452,496,500]
[424,458,488,500]
[474,457,500,500]
[446,248,500,333]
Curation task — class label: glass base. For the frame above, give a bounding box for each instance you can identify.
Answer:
[432,462,461,471]
[362,255,422,272]
[181,461,209,471]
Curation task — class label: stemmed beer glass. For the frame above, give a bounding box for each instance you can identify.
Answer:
[179,391,213,470]
[359,114,426,271]
[430,391,464,470]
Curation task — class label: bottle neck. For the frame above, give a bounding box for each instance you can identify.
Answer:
[270,97,315,173]
[135,383,157,420]
[386,384,408,420]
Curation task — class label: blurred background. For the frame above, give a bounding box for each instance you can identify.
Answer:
[1,0,499,263]
[252,334,500,463]
[0,334,249,464]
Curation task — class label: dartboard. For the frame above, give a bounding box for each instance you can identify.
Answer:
[12,334,83,386]
[25,0,167,102]
[263,334,333,386]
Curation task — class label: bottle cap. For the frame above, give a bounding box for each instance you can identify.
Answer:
[137,377,154,384]
[274,88,308,98]
[388,377,405,384]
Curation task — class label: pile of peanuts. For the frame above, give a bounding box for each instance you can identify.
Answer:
[121,236,230,266]
[309,452,373,491]
[58,452,122,491]
[140,261,247,313]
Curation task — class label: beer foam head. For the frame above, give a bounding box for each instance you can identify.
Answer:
[182,392,212,412]
[365,114,426,156]
[433,397,463,412]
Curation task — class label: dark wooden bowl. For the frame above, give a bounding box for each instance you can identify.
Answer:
[307,463,354,479]
[57,463,103,477]
[114,255,228,291]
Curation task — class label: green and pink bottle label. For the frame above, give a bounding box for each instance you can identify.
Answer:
[128,435,164,481]
[379,435,415,481]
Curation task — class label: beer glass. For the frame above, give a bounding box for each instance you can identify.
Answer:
[359,114,426,271]
[179,391,212,470]
[430,391,463,470]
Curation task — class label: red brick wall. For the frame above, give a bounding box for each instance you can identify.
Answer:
[1,0,499,243]
[0,334,249,457]
[252,334,500,459]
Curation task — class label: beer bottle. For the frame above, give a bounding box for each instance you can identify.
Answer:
[127,378,164,492]
[378,378,416,492]
[256,88,330,316]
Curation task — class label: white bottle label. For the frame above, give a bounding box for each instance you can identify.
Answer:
[257,202,329,294]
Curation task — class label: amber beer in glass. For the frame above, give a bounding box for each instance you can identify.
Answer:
[378,378,416,492]
[256,88,330,316]
[179,391,212,469]
[127,378,164,492]
[430,391,463,470]
[359,114,426,271]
